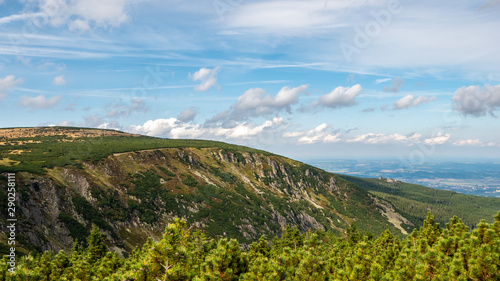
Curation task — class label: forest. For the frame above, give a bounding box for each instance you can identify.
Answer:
[1,212,499,280]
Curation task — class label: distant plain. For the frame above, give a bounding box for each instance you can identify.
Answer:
[307,159,500,197]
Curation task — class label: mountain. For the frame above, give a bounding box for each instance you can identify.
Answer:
[339,175,500,230]
[0,127,498,256]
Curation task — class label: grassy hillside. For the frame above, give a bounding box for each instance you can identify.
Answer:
[339,175,500,228]
[0,127,404,256]
[0,127,271,174]
[1,126,498,258]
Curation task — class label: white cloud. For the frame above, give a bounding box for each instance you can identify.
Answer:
[307,84,362,110]
[283,123,341,144]
[0,75,23,100]
[9,0,133,31]
[423,132,451,145]
[57,120,75,126]
[375,78,391,84]
[106,98,149,118]
[190,67,220,92]
[453,139,484,146]
[226,0,380,35]
[53,75,66,85]
[19,94,61,110]
[131,117,284,140]
[207,85,308,125]
[177,107,197,122]
[215,117,284,139]
[0,12,43,25]
[451,84,500,117]
[393,94,436,110]
[347,132,422,145]
[97,122,122,130]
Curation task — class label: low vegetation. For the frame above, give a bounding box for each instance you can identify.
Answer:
[2,212,500,280]
[341,175,500,228]
[0,127,271,174]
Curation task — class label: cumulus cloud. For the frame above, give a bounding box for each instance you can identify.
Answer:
[305,84,362,110]
[19,94,61,110]
[0,75,23,100]
[216,117,284,139]
[131,117,284,140]
[423,132,451,145]
[283,123,341,144]
[207,85,308,125]
[190,67,220,92]
[347,132,422,145]
[393,94,437,110]
[451,84,500,117]
[384,77,405,93]
[106,98,149,118]
[177,107,198,122]
[53,75,66,85]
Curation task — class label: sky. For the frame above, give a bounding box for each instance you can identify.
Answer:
[0,0,500,162]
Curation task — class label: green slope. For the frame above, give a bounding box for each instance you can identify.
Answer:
[338,174,500,228]
[0,127,403,255]
[0,127,271,174]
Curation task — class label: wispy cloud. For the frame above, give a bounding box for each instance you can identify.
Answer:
[0,13,43,25]
[384,77,404,93]
[375,78,391,84]
[0,75,23,100]
[106,98,149,118]
[19,94,61,110]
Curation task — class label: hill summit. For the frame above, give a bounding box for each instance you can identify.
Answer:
[0,127,413,254]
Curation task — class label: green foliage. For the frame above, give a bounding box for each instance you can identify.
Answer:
[87,225,109,263]
[91,188,129,221]
[58,212,90,244]
[182,174,198,187]
[5,212,500,280]
[340,175,500,229]
[210,167,237,183]
[128,170,183,224]
[71,196,116,238]
[158,166,175,177]
[0,127,272,174]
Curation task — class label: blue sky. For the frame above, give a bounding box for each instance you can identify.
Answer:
[1,0,500,161]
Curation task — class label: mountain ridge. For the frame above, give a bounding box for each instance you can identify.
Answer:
[0,127,498,256]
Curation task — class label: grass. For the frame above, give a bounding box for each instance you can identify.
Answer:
[0,127,273,174]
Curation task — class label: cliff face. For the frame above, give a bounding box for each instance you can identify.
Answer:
[0,128,409,255]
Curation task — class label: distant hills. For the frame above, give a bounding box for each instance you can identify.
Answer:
[0,127,498,255]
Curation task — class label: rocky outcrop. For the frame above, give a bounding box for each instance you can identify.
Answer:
[1,146,405,255]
